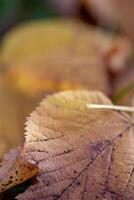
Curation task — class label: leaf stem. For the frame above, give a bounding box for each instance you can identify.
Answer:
[86,104,134,112]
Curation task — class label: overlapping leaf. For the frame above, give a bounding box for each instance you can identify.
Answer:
[0,147,38,192]
[14,90,134,200]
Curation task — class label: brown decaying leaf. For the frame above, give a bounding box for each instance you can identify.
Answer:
[114,66,134,105]
[0,147,38,192]
[15,90,134,200]
[6,53,110,96]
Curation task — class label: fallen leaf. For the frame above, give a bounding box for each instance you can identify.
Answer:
[6,53,110,96]
[0,147,38,193]
[1,20,95,66]
[16,90,134,200]
[1,20,131,75]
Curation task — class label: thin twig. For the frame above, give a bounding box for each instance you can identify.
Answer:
[86,104,134,112]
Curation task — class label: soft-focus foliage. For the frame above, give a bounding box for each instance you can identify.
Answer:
[1,20,132,97]
[83,0,118,27]
[5,53,109,96]
[114,67,134,106]
[5,90,132,200]
[83,0,134,43]
[2,20,95,65]
[1,20,128,65]
[112,0,134,43]
[45,0,79,15]
[0,1,134,199]
[0,76,24,157]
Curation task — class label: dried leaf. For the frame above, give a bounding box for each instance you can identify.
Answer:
[0,147,38,192]
[17,90,134,200]
[1,20,131,75]
[6,53,110,96]
[1,20,96,65]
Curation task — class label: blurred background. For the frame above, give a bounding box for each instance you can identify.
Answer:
[0,0,134,199]
[0,0,134,159]
[1,0,134,37]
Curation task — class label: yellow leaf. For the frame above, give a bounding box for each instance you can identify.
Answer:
[6,53,110,96]
[2,20,131,73]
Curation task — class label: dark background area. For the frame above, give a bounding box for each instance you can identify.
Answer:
[0,0,96,37]
[0,0,57,36]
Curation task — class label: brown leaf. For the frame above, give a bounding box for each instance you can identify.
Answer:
[0,147,38,192]
[17,90,134,200]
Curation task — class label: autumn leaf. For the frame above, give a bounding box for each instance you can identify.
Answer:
[0,147,38,192]
[1,20,131,73]
[1,20,96,65]
[5,53,110,96]
[1,20,132,100]
[15,90,134,200]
